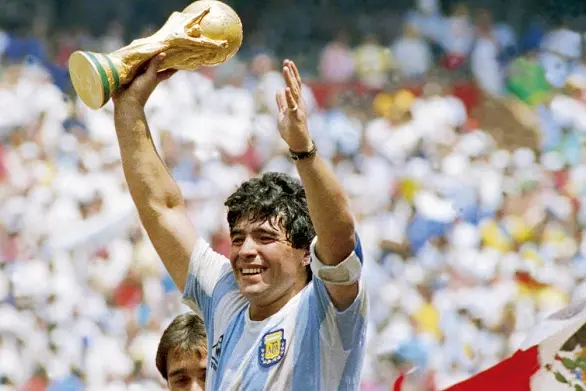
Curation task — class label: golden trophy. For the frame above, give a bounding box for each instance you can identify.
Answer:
[69,0,243,109]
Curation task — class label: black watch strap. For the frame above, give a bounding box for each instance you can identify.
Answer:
[289,143,317,161]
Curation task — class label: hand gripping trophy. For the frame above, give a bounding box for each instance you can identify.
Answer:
[69,0,243,109]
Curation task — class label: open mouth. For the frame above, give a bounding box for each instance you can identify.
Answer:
[240,268,266,277]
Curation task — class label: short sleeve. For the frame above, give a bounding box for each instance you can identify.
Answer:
[182,238,232,322]
[310,233,368,350]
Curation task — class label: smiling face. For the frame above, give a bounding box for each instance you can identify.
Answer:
[229,218,310,313]
[223,172,316,317]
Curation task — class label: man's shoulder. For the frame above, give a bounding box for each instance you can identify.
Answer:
[210,271,246,317]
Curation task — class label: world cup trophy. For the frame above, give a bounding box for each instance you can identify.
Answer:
[68,0,243,109]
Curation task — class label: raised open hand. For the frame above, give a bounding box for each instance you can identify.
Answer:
[275,59,312,152]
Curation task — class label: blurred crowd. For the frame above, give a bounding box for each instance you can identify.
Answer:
[3,0,586,390]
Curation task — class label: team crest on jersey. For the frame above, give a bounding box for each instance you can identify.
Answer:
[259,329,286,367]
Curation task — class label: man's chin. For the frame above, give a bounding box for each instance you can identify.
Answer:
[239,283,268,298]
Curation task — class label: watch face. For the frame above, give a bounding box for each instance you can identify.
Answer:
[318,267,350,283]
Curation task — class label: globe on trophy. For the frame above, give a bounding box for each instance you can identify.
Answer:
[68,0,243,109]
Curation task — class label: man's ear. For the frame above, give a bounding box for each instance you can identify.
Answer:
[302,249,311,266]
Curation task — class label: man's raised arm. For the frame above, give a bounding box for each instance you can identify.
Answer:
[275,59,359,310]
[112,54,196,292]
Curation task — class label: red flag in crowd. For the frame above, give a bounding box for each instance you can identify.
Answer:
[393,300,586,391]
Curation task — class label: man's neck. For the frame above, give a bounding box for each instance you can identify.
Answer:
[248,282,307,321]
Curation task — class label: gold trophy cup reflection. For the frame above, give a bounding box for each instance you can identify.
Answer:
[69,0,243,109]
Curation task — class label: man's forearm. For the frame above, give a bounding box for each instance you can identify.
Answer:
[114,103,183,214]
[295,153,355,265]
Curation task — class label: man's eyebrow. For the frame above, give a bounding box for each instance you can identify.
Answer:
[230,226,280,237]
[168,368,187,378]
[254,226,280,235]
[230,228,244,237]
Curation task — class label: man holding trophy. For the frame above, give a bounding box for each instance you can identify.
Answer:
[69,1,368,390]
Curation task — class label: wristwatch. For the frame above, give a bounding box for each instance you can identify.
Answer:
[289,142,317,161]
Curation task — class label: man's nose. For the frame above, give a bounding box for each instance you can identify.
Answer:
[238,236,258,257]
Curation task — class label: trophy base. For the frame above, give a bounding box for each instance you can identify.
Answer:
[69,51,121,110]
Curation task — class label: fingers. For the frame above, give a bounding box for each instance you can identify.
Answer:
[285,59,302,87]
[134,53,171,89]
[279,59,304,114]
[113,53,168,105]
[146,53,165,78]
[285,88,297,111]
[157,69,177,83]
[283,66,300,100]
[276,88,299,113]
[275,89,288,112]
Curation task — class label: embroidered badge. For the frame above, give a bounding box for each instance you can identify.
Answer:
[259,329,286,367]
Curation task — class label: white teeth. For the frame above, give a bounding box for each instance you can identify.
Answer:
[242,268,263,275]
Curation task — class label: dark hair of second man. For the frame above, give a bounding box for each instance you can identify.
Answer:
[156,312,207,380]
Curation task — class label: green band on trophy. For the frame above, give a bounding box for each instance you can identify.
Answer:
[103,54,121,92]
[85,52,110,104]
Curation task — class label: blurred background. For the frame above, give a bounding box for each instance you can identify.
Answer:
[2,0,586,390]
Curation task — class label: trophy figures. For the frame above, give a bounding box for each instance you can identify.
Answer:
[69,0,243,109]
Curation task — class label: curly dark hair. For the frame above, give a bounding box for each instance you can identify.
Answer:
[224,172,316,280]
